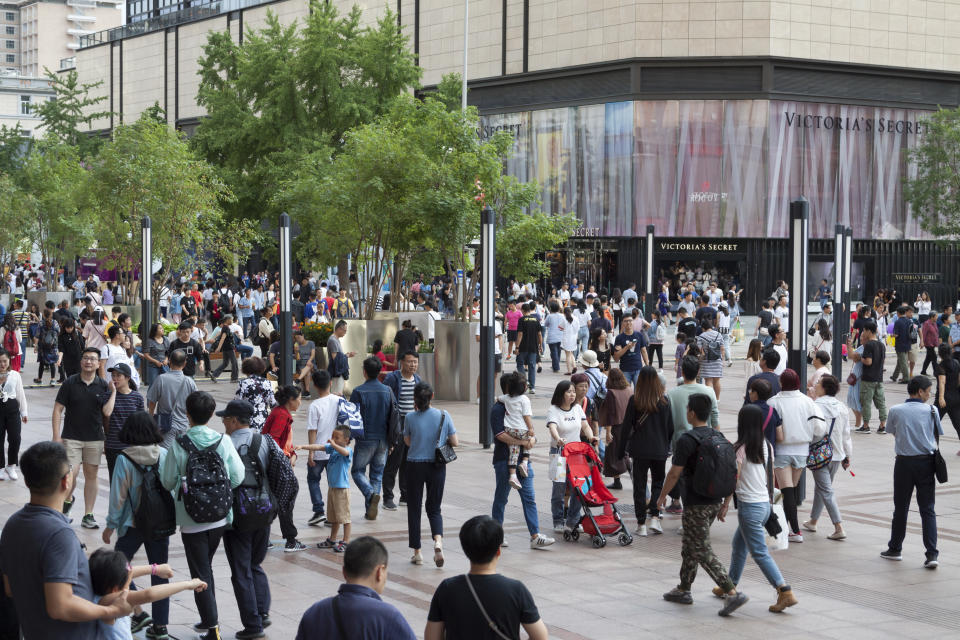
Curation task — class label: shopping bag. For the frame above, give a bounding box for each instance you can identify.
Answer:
[548,453,567,483]
[766,503,789,551]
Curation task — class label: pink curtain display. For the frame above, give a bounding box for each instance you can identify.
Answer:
[481,99,931,239]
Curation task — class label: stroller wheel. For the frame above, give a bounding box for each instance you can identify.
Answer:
[618,532,633,546]
[592,536,606,549]
[571,530,580,541]
[563,531,571,542]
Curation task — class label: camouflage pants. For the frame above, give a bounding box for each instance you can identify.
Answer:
[679,503,735,592]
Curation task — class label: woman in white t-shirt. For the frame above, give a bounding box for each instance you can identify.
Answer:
[719,404,797,613]
[546,380,595,532]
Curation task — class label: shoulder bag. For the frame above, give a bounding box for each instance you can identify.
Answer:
[807,418,836,470]
[464,574,515,640]
[763,440,783,537]
[932,406,948,484]
[434,410,457,465]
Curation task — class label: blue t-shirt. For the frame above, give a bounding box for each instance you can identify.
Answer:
[95,596,132,639]
[614,331,647,372]
[544,313,563,344]
[404,407,457,462]
[324,443,353,488]
[0,505,99,640]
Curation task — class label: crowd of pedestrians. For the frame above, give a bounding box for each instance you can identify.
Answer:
[0,269,953,639]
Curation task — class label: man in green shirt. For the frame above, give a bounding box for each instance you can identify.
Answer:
[663,355,720,514]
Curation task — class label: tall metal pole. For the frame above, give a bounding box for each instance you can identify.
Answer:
[644,225,655,317]
[788,198,809,381]
[479,205,495,448]
[842,226,853,358]
[279,213,293,388]
[461,0,468,111]
[831,223,845,378]
[140,217,152,381]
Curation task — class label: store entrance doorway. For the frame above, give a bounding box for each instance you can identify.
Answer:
[545,239,619,292]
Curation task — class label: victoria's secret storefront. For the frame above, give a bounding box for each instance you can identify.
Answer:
[475,59,960,311]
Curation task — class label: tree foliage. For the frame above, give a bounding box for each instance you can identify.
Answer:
[34,69,112,157]
[904,107,960,240]
[192,1,421,226]
[282,75,578,319]
[85,114,257,309]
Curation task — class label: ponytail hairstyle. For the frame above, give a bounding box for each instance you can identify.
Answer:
[274,384,301,407]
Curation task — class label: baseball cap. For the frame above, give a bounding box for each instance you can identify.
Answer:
[215,399,255,420]
[106,363,132,378]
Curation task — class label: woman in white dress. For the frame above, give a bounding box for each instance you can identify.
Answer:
[559,307,580,375]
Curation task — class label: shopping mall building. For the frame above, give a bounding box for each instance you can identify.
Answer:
[71,0,960,310]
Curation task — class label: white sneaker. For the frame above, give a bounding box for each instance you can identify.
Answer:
[530,533,555,549]
[788,532,804,543]
[0,468,6,481]
[508,476,522,490]
[649,517,663,534]
[635,524,648,537]
[5,465,17,481]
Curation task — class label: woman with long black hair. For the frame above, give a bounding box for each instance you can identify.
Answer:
[935,343,960,455]
[718,404,797,613]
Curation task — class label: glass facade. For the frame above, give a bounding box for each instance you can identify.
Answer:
[480,99,932,240]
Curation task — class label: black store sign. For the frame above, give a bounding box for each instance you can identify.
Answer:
[892,272,942,283]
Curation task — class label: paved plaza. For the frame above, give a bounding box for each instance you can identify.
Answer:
[1,338,959,640]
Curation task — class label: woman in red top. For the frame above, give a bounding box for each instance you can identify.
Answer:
[262,385,305,551]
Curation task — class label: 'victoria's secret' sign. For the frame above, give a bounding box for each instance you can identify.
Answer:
[659,241,739,252]
[784,112,924,135]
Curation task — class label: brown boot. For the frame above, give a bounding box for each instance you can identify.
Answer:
[769,585,797,612]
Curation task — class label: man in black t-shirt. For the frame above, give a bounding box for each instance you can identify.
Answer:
[694,298,716,333]
[393,320,420,356]
[851,320,887,433]
[426,516,547,640]
[514,303,542,394]
[676,308,697,341]
[51,347,110,529]
[167,322,208,378]
[657,394,748,614]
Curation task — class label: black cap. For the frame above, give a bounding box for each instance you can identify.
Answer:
[106,363,132,378]
[215,399,254,421]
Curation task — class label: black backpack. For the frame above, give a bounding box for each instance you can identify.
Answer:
[232,433,277,531]
[703,334,722,361]
[687,428,737,499]
[176,434,232,523]
[120,452,176,541]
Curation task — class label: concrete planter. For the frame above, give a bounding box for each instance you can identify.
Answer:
[433,321,477,402]
[417,352,436,388]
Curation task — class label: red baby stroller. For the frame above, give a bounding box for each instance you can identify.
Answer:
[561,442,633,548]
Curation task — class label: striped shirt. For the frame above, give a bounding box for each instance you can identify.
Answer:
[10,310,30,333]
[398,378,416,417]
[100,390,145,451]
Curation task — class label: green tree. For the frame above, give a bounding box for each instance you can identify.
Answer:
[0,174,32,265]
[282,76,578,319]
[905,107,960,239]
[34,70,112,157]
[86,114,257,310]
[14,141,95,282]
[193,0,421,238]
[0,123,30,175]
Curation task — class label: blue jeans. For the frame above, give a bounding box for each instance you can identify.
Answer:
[728,501,785,588]
[515,351,538,390]
[237,344,253,360]
[578,327,589,355]
[548,342,561,372]
[492,460,539,536]
[114,527,170,624]
[551,480,582,528]
[351,438,389,503]
[622,369,640,386]
[144,363,166,387]
[306,460,327,514]
[241,315,255,338]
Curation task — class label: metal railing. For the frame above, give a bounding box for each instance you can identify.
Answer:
[79,0,272,48]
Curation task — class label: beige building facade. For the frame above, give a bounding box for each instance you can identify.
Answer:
[0,73,52,135]
[70,0,960,306]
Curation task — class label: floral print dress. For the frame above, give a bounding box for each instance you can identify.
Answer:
[235,375,277,431]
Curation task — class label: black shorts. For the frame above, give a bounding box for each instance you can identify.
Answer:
[507,329,518,342]
[495,354,502,373]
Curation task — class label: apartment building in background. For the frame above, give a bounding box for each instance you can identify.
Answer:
[2,0,121,77]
